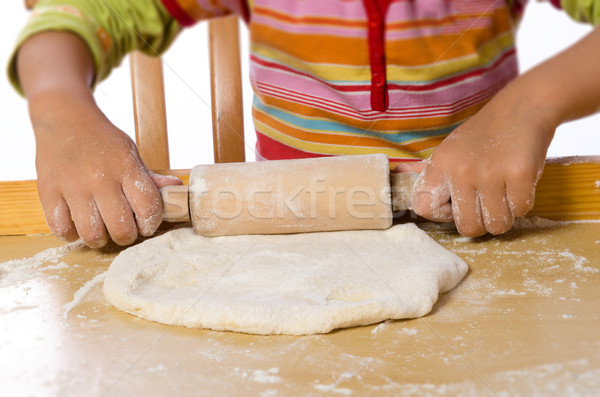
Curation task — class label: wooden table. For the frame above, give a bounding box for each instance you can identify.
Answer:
[2,219,599,396]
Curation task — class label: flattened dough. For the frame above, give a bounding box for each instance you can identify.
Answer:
[103,224,468,335]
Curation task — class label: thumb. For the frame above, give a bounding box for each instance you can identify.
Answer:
[148,172,184,189]
[412,163,453,223]
[394,160,426,173]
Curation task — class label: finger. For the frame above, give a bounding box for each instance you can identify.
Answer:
[506,178,538,218]
[122,174,163,237]
[68,197,109,248]
[504,162,543,217]
[412,163,453,222]
[41,194,78,242]
[450,182,486,237]
[478,186,514,235]
[94,185,138,246]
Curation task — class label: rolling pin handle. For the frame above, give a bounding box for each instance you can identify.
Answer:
[390,172,419,212]
[160,185,191,222]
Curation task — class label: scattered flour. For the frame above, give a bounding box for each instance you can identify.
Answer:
[63,271,107,321]
[366,359,600,396]
[42,262,70,271]
[0,241,84,287]
[491,289,527,296]
[147,364,167,373]
[399,328,418,336]
[559,251,598,273]
[523,278,553,297]
[251,368,281,384]
[234,367,281,384]
[313,384,353,395]
[421,216,600,233]
[371,320,392,335]
[453,236,475,243]
[313,372,356,395]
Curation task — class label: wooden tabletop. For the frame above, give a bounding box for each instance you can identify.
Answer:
[1,219,599,396]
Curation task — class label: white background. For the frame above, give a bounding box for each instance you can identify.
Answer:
[1,1,598,181]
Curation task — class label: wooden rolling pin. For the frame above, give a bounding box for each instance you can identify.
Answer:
[160,154,418,237]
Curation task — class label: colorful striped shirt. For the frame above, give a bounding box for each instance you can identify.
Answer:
[8,0,600,162]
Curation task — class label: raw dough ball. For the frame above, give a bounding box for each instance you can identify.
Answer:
[103,224,467,335]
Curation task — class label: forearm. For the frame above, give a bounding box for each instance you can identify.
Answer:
[17,32,101,138]
[503,26,600,129]
[8,0,182,96]
[15,30,178,247]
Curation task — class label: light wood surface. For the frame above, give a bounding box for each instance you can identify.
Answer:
[208,16,246,164]
[2,220,599,395]
[130,52,171,170]
[532,159,600,220]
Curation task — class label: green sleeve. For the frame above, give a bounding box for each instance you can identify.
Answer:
[561,0,600,25]
[7,0,182,95]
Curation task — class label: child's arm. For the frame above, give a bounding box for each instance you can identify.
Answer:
[413,26,600,237]
[9,0,187,247]
[18,31,181,247]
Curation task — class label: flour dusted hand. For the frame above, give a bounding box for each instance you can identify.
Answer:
[412,87,553,237]
[33,101,179,247]
[18,32,181,247]
[412,26,600,237]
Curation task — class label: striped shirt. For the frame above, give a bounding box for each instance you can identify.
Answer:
[163,0,522,162]
[13,0,595,162]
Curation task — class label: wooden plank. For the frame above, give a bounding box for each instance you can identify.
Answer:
[530,159,600,220]
[1,160,599,236]
[130,51,171,170]
[0,180,49,235]
[208,16,246,164]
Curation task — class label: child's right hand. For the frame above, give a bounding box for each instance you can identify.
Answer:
[18,31,181,247]
[30,94,181,247]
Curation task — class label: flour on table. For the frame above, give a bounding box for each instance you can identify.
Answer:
[103,224,467,335]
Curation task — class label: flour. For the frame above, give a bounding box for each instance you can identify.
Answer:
[250,368,281,384]
[371,320,393,335]
[399,327,418,336]
[63,271,106,321]
[147,364,168,373]
[313,372,356,395]
[103,224,468,335]
[0,241,84,287]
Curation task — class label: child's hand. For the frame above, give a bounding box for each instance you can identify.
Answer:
[31,95,182,247]
[17,31,180,247]
[411,87,555,237]
[406,27,600,237]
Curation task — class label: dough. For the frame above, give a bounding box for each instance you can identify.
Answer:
[103,224,468,335]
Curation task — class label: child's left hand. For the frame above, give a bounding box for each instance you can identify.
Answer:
[406,26,600,237]
[409,82,555,237]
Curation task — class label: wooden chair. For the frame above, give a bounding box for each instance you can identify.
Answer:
[0,2,245,235]
[2,1,600,236]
